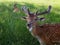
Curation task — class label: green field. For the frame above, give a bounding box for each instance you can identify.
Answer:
[0,0,60,45]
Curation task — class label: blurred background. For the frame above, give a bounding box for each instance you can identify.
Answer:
[0,0,60,45]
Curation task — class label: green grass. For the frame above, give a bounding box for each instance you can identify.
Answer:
[0,1,60,45]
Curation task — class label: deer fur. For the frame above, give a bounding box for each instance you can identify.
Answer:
[31,23,60,45]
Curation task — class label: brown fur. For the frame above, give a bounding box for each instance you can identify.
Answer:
[32,23,60,45]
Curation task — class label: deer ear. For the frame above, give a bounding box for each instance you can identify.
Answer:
[21,16,27,20]
[40,18,45,21]
[35,18,45,21]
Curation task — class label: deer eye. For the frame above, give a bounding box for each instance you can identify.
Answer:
[34,18,45,21]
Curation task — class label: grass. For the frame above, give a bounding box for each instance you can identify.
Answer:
[0,0,60,45]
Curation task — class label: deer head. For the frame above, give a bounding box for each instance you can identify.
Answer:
[21,5,51,31]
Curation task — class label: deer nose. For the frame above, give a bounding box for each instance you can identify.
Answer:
[27,23,32,28]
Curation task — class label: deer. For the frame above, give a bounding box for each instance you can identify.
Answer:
[13,3,19,12]
[14,5,60,45]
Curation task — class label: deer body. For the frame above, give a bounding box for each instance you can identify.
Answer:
[31,23,60,45]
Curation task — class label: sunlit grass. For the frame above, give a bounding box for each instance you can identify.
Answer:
[0,0,60,9]
[0,0,60,6]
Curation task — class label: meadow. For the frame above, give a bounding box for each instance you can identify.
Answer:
[0,0,60,45]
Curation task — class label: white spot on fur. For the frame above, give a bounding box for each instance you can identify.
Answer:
[29,27,33,32]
